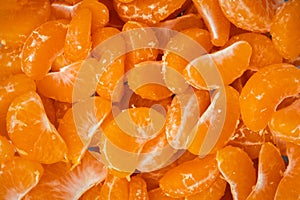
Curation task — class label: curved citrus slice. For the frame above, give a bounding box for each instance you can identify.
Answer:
[269,99,300,145]
[247,142,285,200]
[36,61,81,103]
[165,89,210,149]
[0,157,43,199]
[228,123,272,159]
[58,96,111,166]
[127,61,173,101]
[129,176,149,200]
[122,21,159,72]
[113,0,187,25]
[192,0,230,46]
[185,175,227,200]
[92,27,125,102]
[0,135,14,163]
[216,146,256,200]
[275,143,300,199]
[184,41,251,89]
[270,0,300,60]
[21,19,68,80]
[0,47,22,79]
[100,173,129,200]
[6,91,67,164]
[0,74,36,134]
[218,0,283,32]
[0,0,51,48]
[225,33,282,70]
[148,188,184,200]
[25,152,107,199]
[39,94,57,127]
[188,86,240,155]
[64,8,92,62]
[54,101,72,126]
[159,154,219,198]
[240,63,300,131]
[79,183,102,200]
[76,0,109,32]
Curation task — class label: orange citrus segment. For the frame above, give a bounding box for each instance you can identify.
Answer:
[192,0,230,46]
[6,91,67,164]
[0,136,15,163]
[159,154,219,198]
[100,173,129,200]
[247,142,285,200]
[184,41,251,89]
[129,176,149,200]
[79,183,102,200]
[216,146,256,200]
[148,188,184,200]
[240,64,300,131]
[0,157,44,199]
[21,19,68,80]
[0,47,22,79]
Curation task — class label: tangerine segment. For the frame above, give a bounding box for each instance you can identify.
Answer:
[58,96,111,166]
[122,21,159,72]
[113,0,187,25]
[0,157,43,200]
[0,136,14,163]
[100,173,129,200]
[21,19,68,80]
[185,175,227,200]
[270,0,300,60]
[192,0,230,46]
[247,142,285,200]
[148,188,184,200]
[64,8,92,62]
[188,86,240,155]
[216,146,256,200]
[129,176,149,200]
[6,91,67,164]
[25,153,107,199]
[269,99,300,145]
[36,61,81,103]
[79,183,102,200]
[184,41,251,89]
[240,64,300,131]
[218,0,282,32]
[0,0,51,48]
[225,33,282,70]
[127,61,173,101]
[165,89,210,149]
[0,74,36,134]
[159,154,219,198]
[0,47,22,79]
[76,0,109,32]
[275,143,300,199]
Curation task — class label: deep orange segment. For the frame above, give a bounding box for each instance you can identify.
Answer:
[129,176,149,200]
[21,20,68,80]
[100,173,129,200]
[148,188,184,200]
[0,47,23,79]
[0,136,15,163]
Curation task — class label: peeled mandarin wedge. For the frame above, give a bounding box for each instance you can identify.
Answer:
[148,188,184,200]
[25,153,107,199]
[185,175,227,200]
[192,0,230,46]
[240,64,300,131]
[0,136,14,163]
[270,0,300,60]
[6,91,67,164]
[183,41,252,89]
[269,99,300,145]
[275,143,300,199]
[21,19,68,80]
[129,176,149,200]
[100,173,129,200]
[247,142,285,200]
[79,183,102,200]
[0,157,44,200]
[225,33,282,70]
[218,0,283,32]
[0,0,51,48]
[216,146,256,200]
[159,154,219,198]
[36,61,81,103]
[58,96,111,166]
[0,47,22,79]
[188,86,240,155]
[113,0,187,25]
[0,74,36,134]
[64,8,92,62]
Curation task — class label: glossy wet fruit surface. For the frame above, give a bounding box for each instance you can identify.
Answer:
[1,0,299,199]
